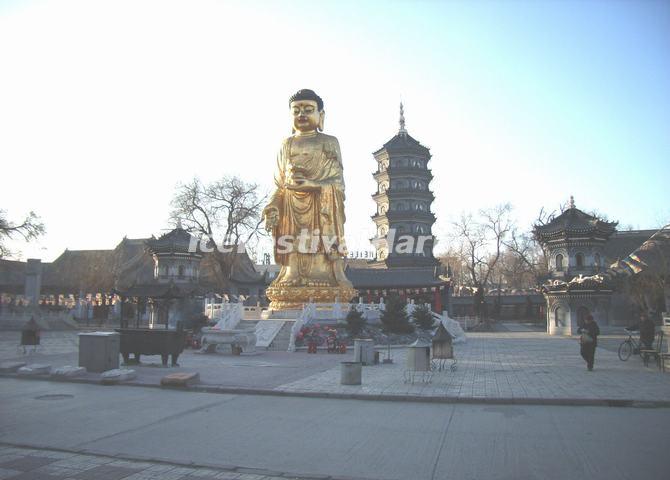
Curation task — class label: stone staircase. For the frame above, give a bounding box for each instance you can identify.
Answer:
[266,321,294,351]
[237,319,295,352]
[237,319,260,330]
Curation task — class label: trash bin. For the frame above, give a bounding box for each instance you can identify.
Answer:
[354,339,375,365]
[341,361,362,385]
[78,332,120,373]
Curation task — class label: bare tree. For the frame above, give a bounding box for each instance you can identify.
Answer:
[502,228,548,287]
[170,176,266,248]
[450,203,513,289]
[0,209,45,259]
[170,176,267,287]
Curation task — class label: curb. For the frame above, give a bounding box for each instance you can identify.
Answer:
[0,441,378,480]
[2,372,669,408]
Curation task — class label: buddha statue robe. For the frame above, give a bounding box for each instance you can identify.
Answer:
[266,132,352,291]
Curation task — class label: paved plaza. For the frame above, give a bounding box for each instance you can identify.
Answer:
[1,327,668,405]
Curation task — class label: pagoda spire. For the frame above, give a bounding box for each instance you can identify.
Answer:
[569,195,575,209]
[399,102,407,134]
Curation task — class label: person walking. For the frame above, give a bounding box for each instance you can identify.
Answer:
[578,314,600,371]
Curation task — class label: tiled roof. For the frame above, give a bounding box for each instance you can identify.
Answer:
[146,227,200,255]
[0,234,264,295]
[374,132,430,156]
[43,250,117,293]
[534,207,618,241]
[603,230,658,262]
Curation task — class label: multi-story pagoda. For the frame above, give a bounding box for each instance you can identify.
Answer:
[345,103,449,313]
[370,103,438,268]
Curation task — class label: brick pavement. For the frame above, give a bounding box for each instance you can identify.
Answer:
[275,332,670,402]
[0,445,309,480]
[1,330,668,404]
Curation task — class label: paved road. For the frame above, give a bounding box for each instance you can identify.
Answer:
[1,379,668,480]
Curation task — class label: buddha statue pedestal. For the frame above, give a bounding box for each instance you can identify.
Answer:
[266,285,357,311]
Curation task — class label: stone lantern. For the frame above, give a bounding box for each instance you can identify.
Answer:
[404,339,432,383]
[432,322,456,371]
[432,323,453,358]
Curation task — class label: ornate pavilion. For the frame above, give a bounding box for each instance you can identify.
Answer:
[534,196,660,334]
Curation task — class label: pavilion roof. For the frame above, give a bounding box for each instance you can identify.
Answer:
[533,205,617,244]
[373,131,430,156]
[146,226,201,256]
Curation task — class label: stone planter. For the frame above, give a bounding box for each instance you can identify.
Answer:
[341,361,362,385]
[200,328,256,354]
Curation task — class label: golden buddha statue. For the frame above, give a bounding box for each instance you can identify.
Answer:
[263,89,356,310]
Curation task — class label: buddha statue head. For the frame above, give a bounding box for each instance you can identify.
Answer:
[289,89,324,134]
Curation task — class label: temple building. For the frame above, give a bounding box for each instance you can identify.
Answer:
[345,104,450,311]
[0,225,267,326]
[534,196,659,334]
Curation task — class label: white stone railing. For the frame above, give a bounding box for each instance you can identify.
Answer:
[205,302,244,330]
[288,303,315,352]
[242,305,265,320]
[307,302,347,322]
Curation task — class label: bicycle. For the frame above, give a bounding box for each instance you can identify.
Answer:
[618,328,641,361]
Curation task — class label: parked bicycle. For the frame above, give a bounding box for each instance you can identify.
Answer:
[618,328,642,361]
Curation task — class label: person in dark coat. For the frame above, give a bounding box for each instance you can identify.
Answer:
[21,316,40,354]
[578,314,600,371]
[639,312,656,350]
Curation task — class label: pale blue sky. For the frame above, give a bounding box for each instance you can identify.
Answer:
[1,0,669,260]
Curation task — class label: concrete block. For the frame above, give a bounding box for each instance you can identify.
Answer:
[0,361,27,373]
[100,369,136,385]
[160,372,200,387]
[79,332,120,373]
[341,362,362,385]
[51,366,87,378]
[17,364,51,376]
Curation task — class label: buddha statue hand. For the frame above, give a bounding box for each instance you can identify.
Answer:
[287,174,321,191]
[263,206,279,232]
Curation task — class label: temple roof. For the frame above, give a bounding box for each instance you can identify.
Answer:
[533,200,617,244]
[146,226,201,256]
[43,249,117,293]
[0,233,264,295]
[374,132,430,156]
[602,230,656,261]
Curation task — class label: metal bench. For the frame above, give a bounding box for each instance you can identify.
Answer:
[640,330,665,370]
